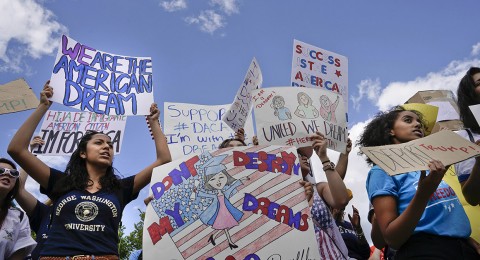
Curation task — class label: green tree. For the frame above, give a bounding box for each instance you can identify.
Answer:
[119,209,145,259]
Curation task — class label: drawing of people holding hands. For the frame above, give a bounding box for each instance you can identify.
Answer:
[294,92,319,119]
[194,152,248,250]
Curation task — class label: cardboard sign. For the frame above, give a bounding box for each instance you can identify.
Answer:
[291,39,348,119]
[252,87,347,153]
[360,130,480,176]
[50,35,154,115]
[143,145,320,260]
[223,58,263,131]
[0,79,39,114]
[35,110,127,155]
[164,102,255,159]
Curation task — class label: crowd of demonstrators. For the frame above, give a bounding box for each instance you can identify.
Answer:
[0,157,37,259]
[456,66,480,205]
[358,106,478,259]
[7,81,172,258]
[332,204,370,260]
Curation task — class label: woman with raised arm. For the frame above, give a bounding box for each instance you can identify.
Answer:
[8,81,172,259]
[358,106,477,259]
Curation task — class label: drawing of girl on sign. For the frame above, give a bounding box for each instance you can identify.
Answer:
[194,152,248,250]
[271,95,292,120]
[295,92,319,119]
[320,95,340,123]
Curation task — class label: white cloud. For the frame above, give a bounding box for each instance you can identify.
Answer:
[351,78,381,111]
[472,42,480,56]
[210,0,239,15]
[160,0,187,12]
[375,59,480,111]
[185,10,226,34]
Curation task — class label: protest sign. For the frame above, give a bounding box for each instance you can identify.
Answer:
[360,130,480,176]
[164,102,255,159]
[143,145,320,260]
[0,79,39,114]
[50,35,153,115]
[222,58,262,131]
[291,39,348,119]
[470,104,480,127]
[252,87,347,153]
[34,110,127,155]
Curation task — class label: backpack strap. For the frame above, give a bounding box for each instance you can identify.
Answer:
[466,128,475,142]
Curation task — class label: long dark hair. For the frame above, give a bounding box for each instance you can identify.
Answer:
[357,106,425,165]
[0,158,19,228]
[457,67,480,133]
[50,131,121,201]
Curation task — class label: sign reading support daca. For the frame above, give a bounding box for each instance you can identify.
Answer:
[50,35,154,115]
[34,110,127,155]
[143,145,320,260]
[164,102,255,159]
[252,87,347,153]
[291,39,348,120]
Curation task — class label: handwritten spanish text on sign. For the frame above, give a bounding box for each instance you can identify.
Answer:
[360,130,480,176]
[0,79,39,114]
[291,39,348,117]
[36,110,127,155]
[143,145,320,260]
[50,35,154,115]
[164,102,255,159]
[252,87,347,153]
[223,57,263,131]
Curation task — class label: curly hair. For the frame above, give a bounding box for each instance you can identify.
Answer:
[457,67,480,134]
[357,106,425,165]
[0,158,19,228]
[218,138,246,149]
[50,131,121,201]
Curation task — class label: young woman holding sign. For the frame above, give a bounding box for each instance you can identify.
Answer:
[358,106,477,259]
[8,81,172,259]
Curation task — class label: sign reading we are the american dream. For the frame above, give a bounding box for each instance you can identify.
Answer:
[143,145,320,260]
[164,102,255,159]
[252,87,347,153]
[50,35,153,115]
[34,110,127,155]
[291,39,348,120]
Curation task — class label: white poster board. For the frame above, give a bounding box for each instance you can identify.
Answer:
[50,35,153,115]
[252,87,347,153]
[164,102,255,159]
[143,145,320,260]
[35,110,127,155]
[223,58,263,131]
[360,130,480,176]
[291,39,348,120]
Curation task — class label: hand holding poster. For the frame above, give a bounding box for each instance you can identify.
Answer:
[164,102,255,159]
[50,35,154,115]
[360,130,480,176]
[222,58,263,131]
[252,87,347,153]
[0,79,39,114]
[291,39,348,118]
[143,145,320,260]
[35,110,127,155]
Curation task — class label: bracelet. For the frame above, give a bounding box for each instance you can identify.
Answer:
[321,160,330,164]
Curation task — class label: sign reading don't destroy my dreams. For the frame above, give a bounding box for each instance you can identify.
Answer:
[50,35,154,115]
[34,110,127,156]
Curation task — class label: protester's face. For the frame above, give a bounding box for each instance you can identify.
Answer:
[473,73,480,96]
[0,162,17,194]
[227,140,245,147]
[390,111,424,144]
[81,134,114,167]
[207,171,228,190]
[299,153,310,177]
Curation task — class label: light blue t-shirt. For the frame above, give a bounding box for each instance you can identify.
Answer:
[366,165,471,238]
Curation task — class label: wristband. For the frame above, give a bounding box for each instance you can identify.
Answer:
[321,160,330,164]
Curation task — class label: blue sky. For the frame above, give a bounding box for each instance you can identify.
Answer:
[1,0,479,244]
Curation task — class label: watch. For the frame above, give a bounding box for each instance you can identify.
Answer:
[323,161,336,171]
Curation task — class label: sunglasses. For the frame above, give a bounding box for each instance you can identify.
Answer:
[0,167,20,178]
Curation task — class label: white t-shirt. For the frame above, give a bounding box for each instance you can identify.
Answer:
[0,206,36,258]
[454,129,480,183]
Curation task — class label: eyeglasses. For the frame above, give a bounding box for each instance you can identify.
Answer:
[0,167,20,178]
